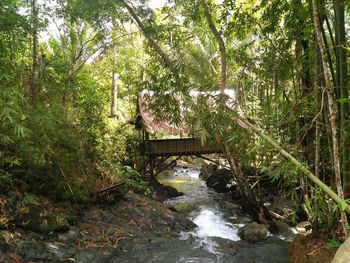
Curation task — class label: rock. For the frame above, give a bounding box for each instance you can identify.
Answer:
[149,178,184,201]
[239,222,268,243]
[270,199,294,222]
[58,226,81,243]
[295,221,312,234]
[164,185,184,198]
[74,248,105,263]
[211,237,238,256]
[224,201,240,210]
[16,240,54,261]
[199,163,212,180]
[172,215,197,232]
[269,221,295,238]
[332,238,350,263]
[199,164,233,193]
[236,237,288,263]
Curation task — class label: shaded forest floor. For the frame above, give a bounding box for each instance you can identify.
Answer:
[287,233,337,263]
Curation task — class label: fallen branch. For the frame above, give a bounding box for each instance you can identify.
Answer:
[269,210,286,220]
[240,117,350,215]
[94,182,125,195]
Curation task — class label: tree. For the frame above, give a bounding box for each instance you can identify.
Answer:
[333,0,350,199]
[310,0,348,236]
[30,0,39,105]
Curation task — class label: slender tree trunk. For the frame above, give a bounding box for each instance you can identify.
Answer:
[111,70,117,117]
[30,0,39,106]
[315,118,321,178]
[321,18,337,89]
[311,0,348,237]
[202,1,226,94]
[315,50,324,179]
[333,0,350,199]
[203,1,269,222]
[222,141,271,223]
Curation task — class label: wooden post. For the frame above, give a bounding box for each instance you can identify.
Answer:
[149,157,154,176]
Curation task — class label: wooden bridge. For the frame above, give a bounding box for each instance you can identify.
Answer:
[136,91,224,175]
[142,138,223,176]
[144,138,222,157]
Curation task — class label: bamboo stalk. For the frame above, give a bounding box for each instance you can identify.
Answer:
[239,116,350,215]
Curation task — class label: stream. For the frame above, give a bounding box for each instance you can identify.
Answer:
[156,166,289,263]
[0,165,290,263]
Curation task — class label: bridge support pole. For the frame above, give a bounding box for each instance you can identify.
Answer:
[149,157,154,177]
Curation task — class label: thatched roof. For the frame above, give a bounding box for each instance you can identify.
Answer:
[137,89,245,135]
[138,91,187,135]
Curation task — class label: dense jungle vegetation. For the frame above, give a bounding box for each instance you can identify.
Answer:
[1,0,350,243]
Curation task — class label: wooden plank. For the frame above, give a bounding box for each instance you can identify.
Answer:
[146,138,223,157]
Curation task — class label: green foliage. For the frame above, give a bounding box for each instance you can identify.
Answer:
[332,199,350,213]
[120,166,150,195]
[326,239,341,249]
[263,161,303,201]
[0,0,143,220]
[305,187,338,231]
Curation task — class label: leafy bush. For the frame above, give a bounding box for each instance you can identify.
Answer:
[120,166,150,195]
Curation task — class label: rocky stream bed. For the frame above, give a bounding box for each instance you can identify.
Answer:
[0,165,338,263]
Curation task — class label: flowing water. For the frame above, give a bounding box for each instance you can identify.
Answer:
[157,166,288,263]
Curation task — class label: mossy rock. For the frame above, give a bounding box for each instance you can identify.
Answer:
[16,207,70,234]
[173,201,196,214]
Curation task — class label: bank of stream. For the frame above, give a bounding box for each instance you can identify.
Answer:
[0,164,337,263]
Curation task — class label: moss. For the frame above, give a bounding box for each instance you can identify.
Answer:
[173,201,196,214]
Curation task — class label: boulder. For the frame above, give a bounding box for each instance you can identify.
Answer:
[211,237,238,256]
[239,222,268,243]
[149,178,184,201]
[269,221,295,239]
[199,164,233,193]
[333,238,350,263]
[236,237,288,263]
[199,163,215,181]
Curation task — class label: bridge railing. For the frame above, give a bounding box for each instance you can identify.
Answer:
[144,138,222,157]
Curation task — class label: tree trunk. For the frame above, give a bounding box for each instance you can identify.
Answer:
[203,1,269,222]
[30,0,39,106]
[333,0,350,199]
[311,0,348,237]
[202,1,226,94]
[222,141,271,223]
[111,70,117,117]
